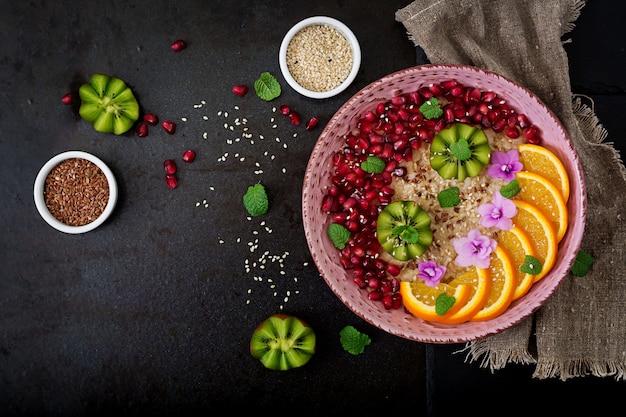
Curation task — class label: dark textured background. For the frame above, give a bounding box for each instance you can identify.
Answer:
[1,1,624,416]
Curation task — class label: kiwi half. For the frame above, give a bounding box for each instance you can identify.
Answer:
[250,314,316,371]
[376,200,433,261]
[79,74,139,135]
[429,123,491,181]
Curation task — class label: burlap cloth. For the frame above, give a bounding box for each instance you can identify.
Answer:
[396,0,626,380]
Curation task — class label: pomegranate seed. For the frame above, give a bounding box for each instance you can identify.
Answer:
[165,174,178,189]
[523,125,541,144]
[386,263,401,276]
[232,84,248,97]
[170,39,186,52]
[143,113,158,125]
[182,150,196,162]
[164,159,177,175]
[136,123,148,137]
[289,111,301,126]
[305,117,319,131]
[368,291,383,301]
[61,93,72,105]
[279,105,291,115]
[162,120,176,134]
[504,126,520,139]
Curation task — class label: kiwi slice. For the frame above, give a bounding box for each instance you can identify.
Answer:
[79,74,139,135]
[376,200,433,261]
[250,314,316,371]
[429,123,491,181]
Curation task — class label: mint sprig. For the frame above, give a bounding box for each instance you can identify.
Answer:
[435,292,455,315]
[361,156,385,174]
[243,183,269,216]
[520,254,543,275]
[254,72,281,101]
[438,186,460,207]
[571,250,594,277]
[419,97,443,119]
[328,223,350,249]
[339,325,371,355]
[391,224,418,244]
[500,179,520,199]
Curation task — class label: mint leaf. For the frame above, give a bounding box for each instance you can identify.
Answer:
[328,223,350,249]
[243,183,269,216]
[500,179,520,199]
[435,292,455,315]
[449,139,471,160]
[254,72,281,101]
[391,225,418,244]
[419,97,443,119]
[438,186,460,207]
[361,156,385,174]
[520,255,543,275]
[571,250,594,277]
[339,325,371,355]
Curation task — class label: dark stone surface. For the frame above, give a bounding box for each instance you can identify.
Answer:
[1,1,624,416]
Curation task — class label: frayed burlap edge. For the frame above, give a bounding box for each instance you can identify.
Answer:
[535,359,626,380]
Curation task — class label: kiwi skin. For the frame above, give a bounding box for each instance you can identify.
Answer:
[429,123,491,181]
[250,314,316,371]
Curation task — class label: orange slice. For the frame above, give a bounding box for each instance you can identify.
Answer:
[518,143,570,202]
[400,280,473,323]
[511,199,557,282]
[470,245,516,322]
[515,170,568,242]
[495,225,536,300]
[441,267,491,324]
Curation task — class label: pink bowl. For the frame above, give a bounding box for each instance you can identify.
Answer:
[302,64,586,343]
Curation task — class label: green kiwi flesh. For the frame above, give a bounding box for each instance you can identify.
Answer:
[429,123,491,181]
[250,314,316,371]
[376,200,433,261]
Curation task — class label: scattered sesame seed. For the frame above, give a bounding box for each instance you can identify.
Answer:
[181,117,188,122]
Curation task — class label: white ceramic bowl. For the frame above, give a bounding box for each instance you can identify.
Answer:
[34,150,118,234]
[279,16,361,99]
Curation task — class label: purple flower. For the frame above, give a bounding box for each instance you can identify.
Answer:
[487,149,523,181]
[477,191,518,230]
[452,228,497,269]
[417,260,447,287]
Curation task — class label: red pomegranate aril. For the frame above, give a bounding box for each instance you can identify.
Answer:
[289,112,301,126]
[182,150,196,162]
[363,110,377,122]
[524,125,541,144]
[368,291,383,301]
[353,276,367,289]
[504,126,520,139]
[61,93,73,105]
[164,159,177,175]
[492,118,507,133]
[136,123,148,137]
[162,120,176,134]
[332,212,347,223]
[449,85,465,97]
[321,195,335,212]
[143,113,159,125]
[232,84,248,97]
[481,91,497,103]
[428,83,444,96]
[165,174,178,189]
[418,87,433,99]
[279,105,291,115]
[376,102,386,115]
[441,79,458,91]
[386,263,401,276]
[517,113,531,128]
[306,117,319,131]
[367,276,381,290]
[346,221,360,233]
[170,39,186,52]
[391,95,406,106]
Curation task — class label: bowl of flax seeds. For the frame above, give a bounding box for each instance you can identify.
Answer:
[279,16,361,99]
[33,151,118,234]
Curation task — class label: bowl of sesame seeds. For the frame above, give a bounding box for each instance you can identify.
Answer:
[279,16,361,99]
[34,150,118,234]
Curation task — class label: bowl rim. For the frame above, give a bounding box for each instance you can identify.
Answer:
[302,63,587,343]
[33,150,118,234]
[279,15,362,99]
